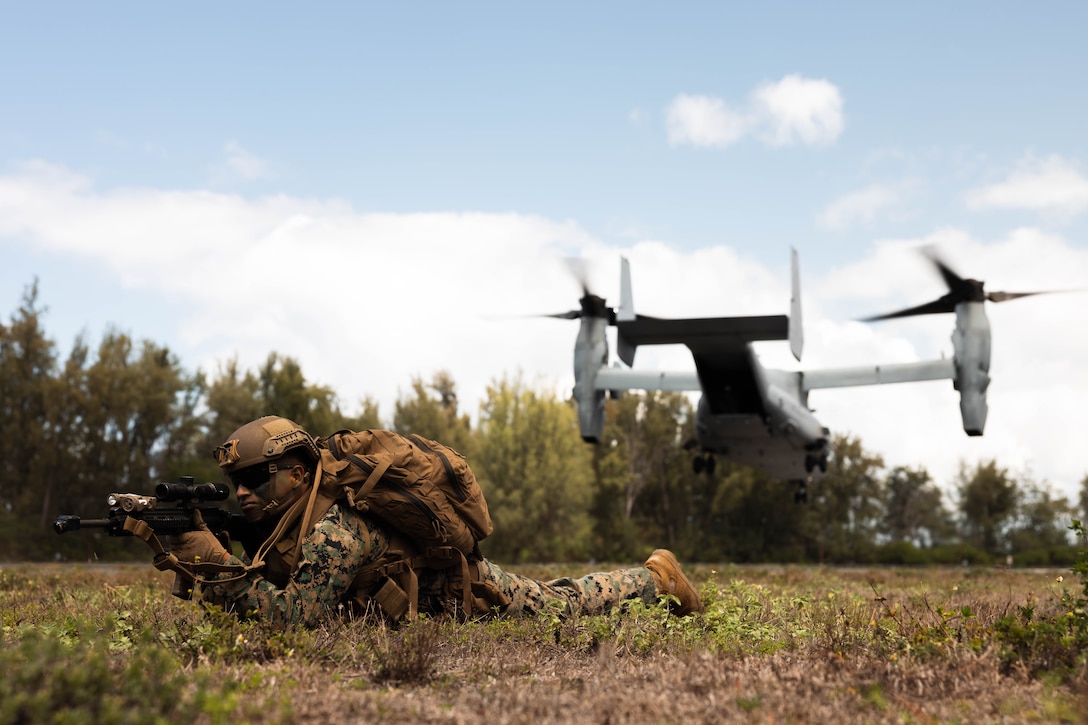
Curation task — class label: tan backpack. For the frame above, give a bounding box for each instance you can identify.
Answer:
[290,430,505,620]
[318,429,493,553]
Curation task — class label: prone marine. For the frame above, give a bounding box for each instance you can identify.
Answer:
[147,415,703,628]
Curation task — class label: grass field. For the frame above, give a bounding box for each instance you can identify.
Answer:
[2,561,1086,723]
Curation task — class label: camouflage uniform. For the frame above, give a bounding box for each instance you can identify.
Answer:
[201,502,656,629]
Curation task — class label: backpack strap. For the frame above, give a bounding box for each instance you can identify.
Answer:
[324,430,352,461]
[349,537,421,621]
[342,455,391,513]
[424,546,511,619]
[413,545,473,620]
[348,539,511,622]
[245,458,346,580]
[405,434,463,501]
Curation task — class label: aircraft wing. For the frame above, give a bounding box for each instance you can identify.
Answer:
[615,315,789,347]
[616,315,788,415]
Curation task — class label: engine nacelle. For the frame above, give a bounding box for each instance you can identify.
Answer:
[951,301,991,436]
[573,315,609,442]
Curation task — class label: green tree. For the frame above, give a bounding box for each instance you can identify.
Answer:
[45,338,90,516]
[957,459,1020,556]
[804,434,885,563]
[72,332,193,487]
[585,421,642,560]
[1078,473,1088,524]
[337,395,384,433]
[39,330,196,561]
[710,465,811,562]
[152,367,213,483]
[198,354,380,467]
[203,358,262,441]
[473,375,593,563]
[393,371,473,455]
[256,353,340,434]
[586,393,692,562]
[881,465,954,547]
[0,282,59,555]
[607,391,695,552]
[1008,480,1073,553]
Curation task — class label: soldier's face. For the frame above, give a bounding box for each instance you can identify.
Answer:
[231,462,303,524]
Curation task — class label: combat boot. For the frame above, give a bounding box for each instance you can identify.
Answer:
[644,549,703,616]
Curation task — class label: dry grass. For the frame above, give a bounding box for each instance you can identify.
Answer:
[3,562,1087,723]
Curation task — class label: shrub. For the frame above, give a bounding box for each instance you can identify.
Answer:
[1011,547,1079,567]
[0,617,227,724]
[874,541,929,565]
[928,544,991,566]
[993,520,1088,680]
[371,617,442,684]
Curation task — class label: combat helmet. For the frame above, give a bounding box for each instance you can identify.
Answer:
[213,415,320,476]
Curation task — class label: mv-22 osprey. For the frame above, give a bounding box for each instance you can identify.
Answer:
[550,248,1050,501]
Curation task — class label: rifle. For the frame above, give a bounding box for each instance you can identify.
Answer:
[54,476,253,598]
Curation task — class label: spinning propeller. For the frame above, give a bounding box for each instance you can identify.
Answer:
[542,259,619,323]
[863,247,1055,321]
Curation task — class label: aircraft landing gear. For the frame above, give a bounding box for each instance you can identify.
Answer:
[804,453,828,474]
[793,479,809,504]
[684,439,717,475]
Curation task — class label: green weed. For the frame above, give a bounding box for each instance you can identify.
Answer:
[0,616,235,725]
[992,520,1088,680]
[371,617,442,684]
[2,561,1085,722]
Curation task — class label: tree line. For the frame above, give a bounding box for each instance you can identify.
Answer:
[3,283,1087,565]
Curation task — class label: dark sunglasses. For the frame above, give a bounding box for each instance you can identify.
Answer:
[229,462,298,491]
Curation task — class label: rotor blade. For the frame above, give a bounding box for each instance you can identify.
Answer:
[545,310,584,320]
[986,290,1050,303]
[564,257,593,297]
[921,246,966,292]
[860,296,958,322]
[499,310,583,320]
[864,246,1077,322]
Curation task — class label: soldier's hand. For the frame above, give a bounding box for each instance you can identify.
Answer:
[169,510,229,564]
[171,530,229,564]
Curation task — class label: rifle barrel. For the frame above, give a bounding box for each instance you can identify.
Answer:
[53,515,112,534]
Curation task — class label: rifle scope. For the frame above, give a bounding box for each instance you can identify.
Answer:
[155,477,231,502]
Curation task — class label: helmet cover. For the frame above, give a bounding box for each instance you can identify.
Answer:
[212,416,319,474]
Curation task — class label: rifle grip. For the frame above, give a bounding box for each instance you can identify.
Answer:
[171,572,196,600]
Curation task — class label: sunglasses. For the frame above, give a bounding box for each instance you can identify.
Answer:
[229,462,299,491]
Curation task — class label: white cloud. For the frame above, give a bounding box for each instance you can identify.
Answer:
[222,141,275,181]
[2,163,1086,498]
[0,161,603,422]
[751,74,844,147]
[965,155,1088,216]
[665,94,748,147]
[818,184,901,230]
[665,75,844,149]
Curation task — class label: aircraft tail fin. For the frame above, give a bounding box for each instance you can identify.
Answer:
[617,257,637,365]
[789,247,803,362]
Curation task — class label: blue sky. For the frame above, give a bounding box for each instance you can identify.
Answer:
[3,2,1087,498]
